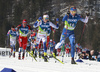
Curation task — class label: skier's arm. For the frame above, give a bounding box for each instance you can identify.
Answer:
[49,18,59,29]
[62,15,68,22]
[49,22,58,29]
[15,24,21,31]
[33,21,42,28]
[79,15,89,23]
[33,17,42,28]
[7,30,10,36]
[28,36,31,42]
[16,31,19,42]
[16,31,19,39]
[27,25,33,30]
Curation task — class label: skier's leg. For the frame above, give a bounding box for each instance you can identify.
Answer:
[9,40,13,57]
[18,47,22,59]
[22,49,25,59]
[35,48,37,57]
[18,36,23,60]
[69,34,75,58]
[69,34,76,64]
[12,45,16,57]
[54,30,67,57]
[49,47,53,58]
[55,28,67,50]
[9,46,13,57]
[46,35,50,49]
[42,36,48,62]
[22,37,27,59]
[13,40,16,57]
[23,37,27,50]
[36,34,42,49]
[36,34,42,58]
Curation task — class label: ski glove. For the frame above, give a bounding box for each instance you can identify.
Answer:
[67,11,70,15]
[56,18,59,27]
[38,17,42,20]
[86,13,90,16]
[56,18,59,22]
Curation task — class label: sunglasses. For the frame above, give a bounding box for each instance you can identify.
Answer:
[44,17,49,20]
[71,11,76,14]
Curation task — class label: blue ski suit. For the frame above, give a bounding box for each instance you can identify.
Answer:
[55,13,89,58]
[49,42,54,53]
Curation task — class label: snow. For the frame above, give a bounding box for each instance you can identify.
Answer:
[0,48,100,72]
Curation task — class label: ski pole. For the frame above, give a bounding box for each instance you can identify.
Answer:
[79,23,86,44]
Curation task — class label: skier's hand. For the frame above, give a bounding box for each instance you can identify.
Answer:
[38,17,42,20]
[56,18,59,22]
[56,18,59,27]
[67,11,70,15]
[86,13,90,16]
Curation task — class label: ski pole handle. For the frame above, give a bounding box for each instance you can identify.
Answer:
[56,18,59,27]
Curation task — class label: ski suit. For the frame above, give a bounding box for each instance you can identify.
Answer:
[55,13,89,58]
[16,24,32,51]
[7,30,18,52]
[33,20,58,55]
[28,33,37,52]
[49,42,54,53]
[28,33,37,42]
[65,44,70,54]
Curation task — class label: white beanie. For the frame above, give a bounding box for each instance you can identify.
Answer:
[43,15,49,18]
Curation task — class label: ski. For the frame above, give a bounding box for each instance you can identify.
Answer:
[27,51,37,62]
[53,56,64,64]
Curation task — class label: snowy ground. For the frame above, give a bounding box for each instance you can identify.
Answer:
[0,50,100,72]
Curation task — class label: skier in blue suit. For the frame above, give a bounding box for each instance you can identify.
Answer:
[53,6,89,64]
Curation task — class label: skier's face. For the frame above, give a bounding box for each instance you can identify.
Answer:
[33,31,35,34]
[43,17,49,23]
[70,10,76,16]
[23,23,27,27]
[11,28,15,31]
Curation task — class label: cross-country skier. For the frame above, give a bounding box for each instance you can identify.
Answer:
[30,39,37,58]
[34,17,51,49]
[28,30,37,43]
[7,25,18,57]
[61,43,65,57]
[65,43,71,57]
[49,39,54,57]
[33,14,59,62]
[53,6,89,64]
[28,30,37,57]
[16,19,32,60]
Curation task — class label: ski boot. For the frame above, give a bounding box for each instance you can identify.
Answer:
[71,58,76,64]
[39,52,41,58]
[9,48,13,58]
[22,53,25,59]
[42,54,44,59]
[18,53,21,60]
[31,50,33,55]
[44,56,48,62]
[49,53,53,58]
[44,52,48,62]
[35,53,37,58]
[26,52,28,57]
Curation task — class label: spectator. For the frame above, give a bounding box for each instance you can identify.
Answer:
[97,52,100,62]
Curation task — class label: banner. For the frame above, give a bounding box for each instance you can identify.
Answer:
[0,48,11,56]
